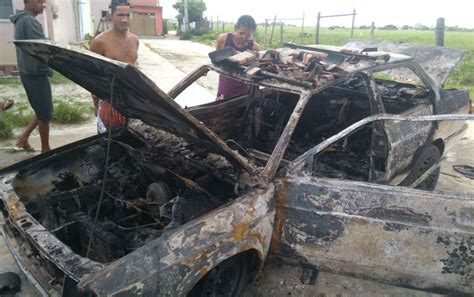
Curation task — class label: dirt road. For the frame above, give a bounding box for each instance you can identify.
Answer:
[0,37,472,296]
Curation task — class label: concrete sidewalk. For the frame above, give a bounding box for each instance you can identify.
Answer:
[138,39,217,107]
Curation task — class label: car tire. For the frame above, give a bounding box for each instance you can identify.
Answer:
[401,145,441,191]
[0,272,21,296]
[187,254,249,297]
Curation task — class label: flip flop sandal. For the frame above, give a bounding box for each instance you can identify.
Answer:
[1,99,14,111]
[14,145,36,152]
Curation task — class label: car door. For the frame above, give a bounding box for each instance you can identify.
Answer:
[272,115,474,296]
[370,65,435,181]
[272,175,473,295]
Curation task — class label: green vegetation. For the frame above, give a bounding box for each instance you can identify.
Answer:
[174,0,207,37]
[194,24,474,96]
[0,99,93,140]
[53,100,93,124]
[0,118,13,140]
[0,76,21,85]
[0,71,72,85]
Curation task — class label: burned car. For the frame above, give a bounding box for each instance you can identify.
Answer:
[0,40,473,296]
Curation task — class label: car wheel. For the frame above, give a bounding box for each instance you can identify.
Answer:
[401,145,441,191]
[187,254,249,297]
[0,272,21,296]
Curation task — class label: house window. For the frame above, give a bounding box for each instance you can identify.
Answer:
[0,0,14,19]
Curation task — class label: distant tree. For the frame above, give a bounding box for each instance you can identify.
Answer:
[173,0,207,33]
[359,25,370,29]
[379,24,398,30]
[401,25,410,30]
[414,23,429,30]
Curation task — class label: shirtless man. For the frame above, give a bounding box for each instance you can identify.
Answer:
[90,0,139,133]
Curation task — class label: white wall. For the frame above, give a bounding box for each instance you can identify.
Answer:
[0,0,48,66]
[1,0,96,66]
[50,0,77,44]
[90,0,110,35]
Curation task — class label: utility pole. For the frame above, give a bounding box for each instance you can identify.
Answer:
[183,0,189,33]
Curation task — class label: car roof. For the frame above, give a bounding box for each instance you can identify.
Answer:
[208,43,414,93]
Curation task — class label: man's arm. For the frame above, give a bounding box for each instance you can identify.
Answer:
[89,36,105,55]
[252,41,261,51]
[216,33,227,49]
[89,37,105,115]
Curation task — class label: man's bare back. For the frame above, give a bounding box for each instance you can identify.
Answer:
[90,29,139,64]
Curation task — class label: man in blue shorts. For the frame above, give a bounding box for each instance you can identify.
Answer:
[10,0,53,153]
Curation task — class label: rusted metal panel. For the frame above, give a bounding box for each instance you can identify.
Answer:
[0,173,104,283]
[78,186,275,296]
[262,91,312,180]
[13,40,255,175]
[344,40,466,84]
[281,114,474,177]
[273,176,474,295]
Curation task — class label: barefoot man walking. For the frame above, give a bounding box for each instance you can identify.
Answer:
[10,0,52,153]
[90,0,139,133]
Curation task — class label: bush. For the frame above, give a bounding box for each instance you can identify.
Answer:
[162,20,168,35]
[53,100,91,124]
[379,25,398,30]
[0,117,13,140]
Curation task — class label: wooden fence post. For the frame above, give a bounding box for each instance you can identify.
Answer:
[264,19,268,49]
[436,18,445,46]
[301,12,305,44]
[269,16,277,46]
[315,12,321,44]
[371,22,375,39]
[280,22,284,46]
[350,9,356,38]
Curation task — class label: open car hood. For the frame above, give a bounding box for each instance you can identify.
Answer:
[344,40,466,85]
[14,40,254,174]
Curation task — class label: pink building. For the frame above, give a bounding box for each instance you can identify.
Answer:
[129,0,163,36]
[91,0,163,36]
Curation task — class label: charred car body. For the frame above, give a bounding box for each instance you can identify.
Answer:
[0,40,473,296]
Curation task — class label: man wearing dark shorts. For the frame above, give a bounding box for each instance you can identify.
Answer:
[10,0,53,153]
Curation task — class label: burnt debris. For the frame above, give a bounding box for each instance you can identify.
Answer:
[209,43,391,89]
[14,129,241,263]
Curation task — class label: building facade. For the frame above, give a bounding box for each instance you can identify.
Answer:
[91,0,163,37]
[0,0,163,73]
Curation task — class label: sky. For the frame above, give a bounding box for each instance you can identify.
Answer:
[161,0,474,29]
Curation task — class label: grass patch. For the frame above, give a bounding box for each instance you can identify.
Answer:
[49,71,73,84]
[0,118,13,140]
[53,100,93,124]
[2,101,34,128]
[0,71,72,86]
[0,76,21,85]
[0,99,93,140]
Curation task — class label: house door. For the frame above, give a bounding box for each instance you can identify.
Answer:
[130,12,156,36]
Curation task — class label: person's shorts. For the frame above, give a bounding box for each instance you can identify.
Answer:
[20,74,53,121]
